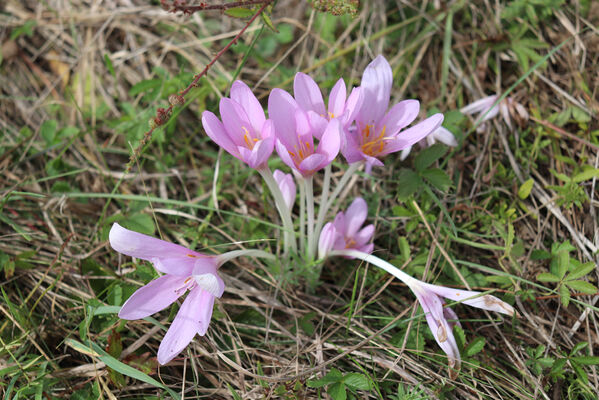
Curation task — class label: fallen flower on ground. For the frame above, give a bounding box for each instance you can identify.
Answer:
[461,94,528,131]
[328,249,515,373]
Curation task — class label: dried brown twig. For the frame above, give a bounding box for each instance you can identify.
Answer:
[127,0,273,171]
[161,0,272,15]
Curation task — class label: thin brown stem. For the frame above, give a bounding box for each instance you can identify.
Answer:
[126,0,273,170]
[163,0,272,14]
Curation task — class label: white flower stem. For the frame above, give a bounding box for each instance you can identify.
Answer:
[298,174,306,254]
[304,176,316,261]
[258,168,297,254]
[313,162,361,248]
[329,249,419,288]
[217,249,276,266]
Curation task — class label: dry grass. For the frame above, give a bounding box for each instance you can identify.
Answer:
[1,1,598,399]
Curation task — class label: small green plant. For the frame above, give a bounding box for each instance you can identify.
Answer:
[535,241,597,306]
[307,368,372,399]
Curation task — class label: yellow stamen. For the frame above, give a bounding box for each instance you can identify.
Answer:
[361,125,388,156]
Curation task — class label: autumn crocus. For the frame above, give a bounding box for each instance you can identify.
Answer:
[268,88,341,177]
[293,72,362,138]
[110,223,273,365]
[327,249,515,372]
[318,197,374,259]
[201,80,274,170]
[342,55,444,171]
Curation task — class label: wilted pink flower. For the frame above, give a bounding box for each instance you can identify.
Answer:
[202,81,275,169]
[328,249,515,373]
[293,72,362,138]
[461,94,529,131]
[318,197,374,259]
[268,88,341,177]
[400,126,458,161]
[110,223,224,365]
[342,55,444,171]
[412,280,515,371]
[273,169,296,211]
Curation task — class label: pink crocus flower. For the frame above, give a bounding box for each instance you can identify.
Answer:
[342,55,444,171]
[268,88,342,177]
[293,72,362,139]
[400,126,458,161]
[328,249,515,372]
[318,197,374,259]
[201,80,275,170]
[461,94,529,131]
[273,169,296,211]
[109,223,224,365]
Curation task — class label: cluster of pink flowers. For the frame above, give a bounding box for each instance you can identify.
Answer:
[110,55,514,373]
[203,55,445,175]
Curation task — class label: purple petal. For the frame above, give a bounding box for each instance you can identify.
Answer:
[421,283,515,316]
[152,257,196,276]
[344,197,368,238]
[295,108,314,146]
[359,55,392,124]
[413,287,461,370]
[249,137,275,169]
[230,80,265,135]
[340,86,363,127]
[201,111,239,158]
[109,223,199,261]
[341,128,365,164]
[219,98,253,147]
[157,288,215,365]
[307,111,328,140]
[298,153,326,175]
[192,258,225,298]
[275,139,297,172]
[318,222,338,259]
[273,169,296,210]
[363,156,384,174]
[354,224,374,247]
[261,118,274,139]
[443,306,462,329]
[328,78,346,118]
[317,119,341,163]
[293,72,325,115]
[356,243,374,255]
[332,210,346,233]
[237,146,254,167]
[378,99,420,136]
[382,113,444,155]
[268,89,299,148]
[119,275,186,320]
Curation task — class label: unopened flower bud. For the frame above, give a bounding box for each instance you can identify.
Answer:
[149,118,159,129]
